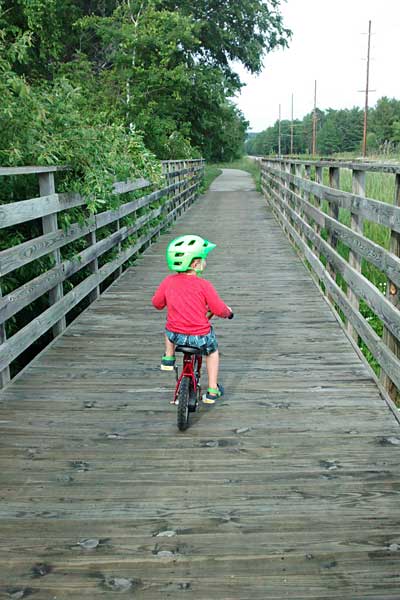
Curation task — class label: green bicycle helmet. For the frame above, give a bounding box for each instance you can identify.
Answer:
[166,234,217,272]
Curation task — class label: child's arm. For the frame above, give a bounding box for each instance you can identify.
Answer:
[204,281,233,319]
[152,279,167,310]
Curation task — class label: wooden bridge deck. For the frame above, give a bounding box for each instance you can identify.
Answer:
[1,169,400,599]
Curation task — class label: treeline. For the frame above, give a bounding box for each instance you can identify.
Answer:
[246,97,400,156]
[0,0,290,192]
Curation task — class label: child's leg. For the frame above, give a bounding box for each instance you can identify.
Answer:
[164,335,175,357]
[205,349,219,390]
[161,335,176,371]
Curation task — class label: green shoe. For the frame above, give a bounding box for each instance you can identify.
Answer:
[160,355,176,371]
[202,384,224,405]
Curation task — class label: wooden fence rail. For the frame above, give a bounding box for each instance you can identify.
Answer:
[261,157,400,406]
[0,159,204,388]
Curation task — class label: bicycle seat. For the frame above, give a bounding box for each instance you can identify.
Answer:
[175,345,203,355]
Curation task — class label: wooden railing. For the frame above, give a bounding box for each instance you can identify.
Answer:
[261,157,400,406]
[0,159,204,387]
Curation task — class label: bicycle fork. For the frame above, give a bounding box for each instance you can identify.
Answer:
[173,354,202,405]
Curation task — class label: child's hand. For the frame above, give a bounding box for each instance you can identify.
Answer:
[226,306,234,319]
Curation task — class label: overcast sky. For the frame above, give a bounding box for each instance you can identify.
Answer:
[234,0,400,132]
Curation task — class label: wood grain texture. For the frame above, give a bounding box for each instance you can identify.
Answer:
[265,163,400,233]
[0,169,400,599]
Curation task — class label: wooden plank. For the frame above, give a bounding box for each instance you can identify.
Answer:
[1,169,400,599]
[0,286,10,387]
[0,192,84,229]
[0,198,192,370]
[267,165,400,233]
[269,191,400,389]
[112,177,151,195]
[0,184,178,278]
[0,237,148,372]
[0,218,96,277]
[381,173,400,399]
[0,165,68,176]
[262,169,400,287]
[347,170,366,341]
[39,172,66,337]
[269,184,400,343]
[263,157,400,174]
[94,185,174,229]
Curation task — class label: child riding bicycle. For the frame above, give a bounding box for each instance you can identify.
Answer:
[152,234,233,404]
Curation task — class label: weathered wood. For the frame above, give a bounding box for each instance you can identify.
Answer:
[0,195,194,371]
[0,165,68,176]
[112,177,151,195]
[0,182,195,279]
[347,170,365,341]
[0,286,10,387]
[268,183,400,343]
[86,230,100,303]
[326,167,339,301]
[1,169,400,599]
[0,231,153,372]
[0,192,85,229]
[267,165,400,233]
[39,172,66,337]
[267,188,400,389]
[0,218,96,277]
[262,159,400,400]
[0,159,204,385]
[262,170,400,287]
[381,173,400,400]
[264,156,400,174]
[0,198,188,327]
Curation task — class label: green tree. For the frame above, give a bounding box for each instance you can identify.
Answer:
[370,97,400,145]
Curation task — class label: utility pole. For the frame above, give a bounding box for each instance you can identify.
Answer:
[290,93,294,155]
[278,103,281,156]
[312,80,317,156]
[362,20,372,157]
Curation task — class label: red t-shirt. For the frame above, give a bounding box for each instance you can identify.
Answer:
[152,273,231,335]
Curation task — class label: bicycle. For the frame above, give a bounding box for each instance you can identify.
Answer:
[171,312,234,431]
[172,345,203,431]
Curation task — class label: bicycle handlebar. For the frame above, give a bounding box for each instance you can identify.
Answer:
[228,312,234,320]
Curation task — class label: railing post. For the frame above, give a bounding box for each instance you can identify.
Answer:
[313,166,324,261]
[116,218,123,278]
[294,163,308,251]
[87,229,100,303]
[380,173,400,400]
[0,286,11,388]
[285,161,294,241]
[326,167,340,303]
[347,169,365,341]
[39,172,66,337]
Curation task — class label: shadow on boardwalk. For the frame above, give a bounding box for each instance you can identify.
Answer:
[1,169,400,599]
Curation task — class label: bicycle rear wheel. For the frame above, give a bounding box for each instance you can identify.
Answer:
[177,376,190,431]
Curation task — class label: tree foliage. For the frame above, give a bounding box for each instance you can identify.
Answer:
[246,98,400,157]
[1,0,291,172]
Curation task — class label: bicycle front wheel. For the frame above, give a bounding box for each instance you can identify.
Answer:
[177,376,190,431]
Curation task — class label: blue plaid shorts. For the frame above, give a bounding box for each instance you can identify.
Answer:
[165,326,218,355]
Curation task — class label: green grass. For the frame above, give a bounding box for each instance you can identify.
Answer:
[209,156,262,191]
[201,165,222,193]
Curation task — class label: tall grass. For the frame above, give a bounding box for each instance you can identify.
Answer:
[315,165,397,376]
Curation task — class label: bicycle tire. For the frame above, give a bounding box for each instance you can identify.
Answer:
[177,376,190,431]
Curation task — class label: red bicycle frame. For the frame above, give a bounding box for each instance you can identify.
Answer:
[173,353,202,404]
